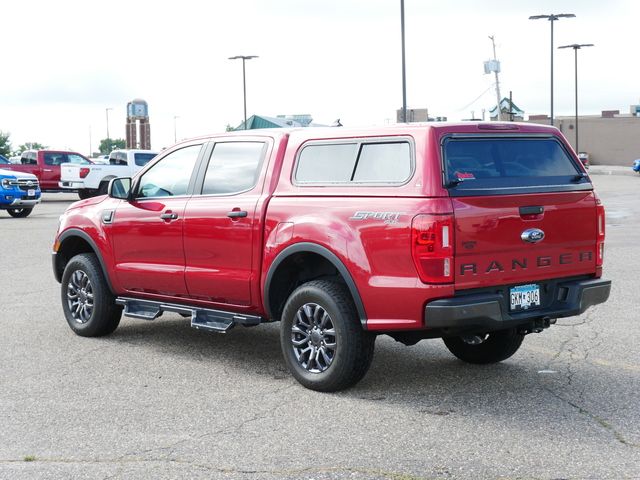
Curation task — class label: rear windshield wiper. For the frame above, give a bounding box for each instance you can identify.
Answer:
[446,178,464,188]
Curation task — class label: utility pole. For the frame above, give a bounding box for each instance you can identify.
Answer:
[400,0,407,122]
[488,36,502,121]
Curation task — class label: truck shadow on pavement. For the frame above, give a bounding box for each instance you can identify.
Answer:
[105,315,587,407]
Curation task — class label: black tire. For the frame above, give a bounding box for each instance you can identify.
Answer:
[78,189,96,200]
[443,328,524,364]
[280,280,375,392]
[7,208,32,218]
[61,253,121,337]
[97,181,109,196]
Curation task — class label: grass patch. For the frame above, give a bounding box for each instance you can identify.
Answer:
[23,455,36,462]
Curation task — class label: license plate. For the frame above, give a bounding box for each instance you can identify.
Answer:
[509,284,540,311]
[28,189,35,196]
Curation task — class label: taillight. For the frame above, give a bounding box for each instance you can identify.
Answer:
[411,214,454,284]
[79,167,90,178]
[596,198,605,266]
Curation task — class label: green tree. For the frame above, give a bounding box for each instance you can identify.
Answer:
[15,142,47,155]
[0,131,11,157]
[99,138,126,154]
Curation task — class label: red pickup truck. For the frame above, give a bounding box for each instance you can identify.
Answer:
[3,149,92,191]
[52,123,611,391]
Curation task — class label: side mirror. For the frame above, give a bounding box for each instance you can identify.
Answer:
[108,177,132,200]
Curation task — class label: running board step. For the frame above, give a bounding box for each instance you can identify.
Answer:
[115,297,263,333]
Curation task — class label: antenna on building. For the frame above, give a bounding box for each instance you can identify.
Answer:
[485,36,503,121]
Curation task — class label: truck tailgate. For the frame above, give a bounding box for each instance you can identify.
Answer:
[453,191,597,290]
[60,163,81,182]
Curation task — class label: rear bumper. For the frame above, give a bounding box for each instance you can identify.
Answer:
[425,277,611,331]
[59,181,83,189]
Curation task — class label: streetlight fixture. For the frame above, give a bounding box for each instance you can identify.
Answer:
[529,13,575,126]
[105,107,113,140]
[228,55,259,130]
[558,43,594,154]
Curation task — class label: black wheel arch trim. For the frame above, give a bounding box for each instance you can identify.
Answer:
[53,229,115,293]
[264,242,368,328]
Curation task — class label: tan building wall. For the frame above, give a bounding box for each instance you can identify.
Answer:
[527,114,640,166]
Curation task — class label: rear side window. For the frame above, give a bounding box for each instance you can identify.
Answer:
[134,153,157,166]
[295,139,413,184]
[201,142,265,195]
[443,136,586,194]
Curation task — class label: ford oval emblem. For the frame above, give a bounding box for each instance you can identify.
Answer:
[521,228,545,243]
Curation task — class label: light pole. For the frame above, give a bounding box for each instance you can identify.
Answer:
[105,107,113,140]
[559,43,594,154]
[529,13,575,126]
[400,0,407,123]
[228,55,258,129]
[173,115,179,143]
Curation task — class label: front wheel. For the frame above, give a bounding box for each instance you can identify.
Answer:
[7,208,32,218]
[61,253,121,337]
[280,280,375,392]
[443,328,524,364]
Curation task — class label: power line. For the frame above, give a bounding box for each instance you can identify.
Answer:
[458,85,494,112]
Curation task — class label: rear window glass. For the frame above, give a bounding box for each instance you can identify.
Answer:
[295,140,413,184]
[135,153,157,166]
[296,144,358,183]
[443,137,584,193]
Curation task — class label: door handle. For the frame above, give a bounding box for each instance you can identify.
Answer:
[160,212,178,220]
[227,210,248,218]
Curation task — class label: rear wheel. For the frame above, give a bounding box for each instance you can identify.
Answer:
[78,189,96,200]
[443,328,524,364]
[97,181,109,196]
[7,208,32,218]
[61,253,121,337]
[280,280,375,392]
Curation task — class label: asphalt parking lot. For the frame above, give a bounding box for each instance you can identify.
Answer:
[1,172,638,480]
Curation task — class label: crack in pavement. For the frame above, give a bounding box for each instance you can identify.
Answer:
[538,307,638,448]
[0,459,428,479]
[113,383,297,462]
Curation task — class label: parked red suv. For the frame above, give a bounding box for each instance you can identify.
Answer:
[52,123,610,391]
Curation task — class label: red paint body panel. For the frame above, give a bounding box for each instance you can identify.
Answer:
[53,122,605,333]
[452,191,597,289]
[111,197,189,296]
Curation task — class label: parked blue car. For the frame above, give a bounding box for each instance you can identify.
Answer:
[0,168,41,217]
[633,159,640,174]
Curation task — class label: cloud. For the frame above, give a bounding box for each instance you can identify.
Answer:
[0,70,131,107]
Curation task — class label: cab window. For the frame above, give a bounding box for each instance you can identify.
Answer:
[137,145,201,198]
[200,142,266,195]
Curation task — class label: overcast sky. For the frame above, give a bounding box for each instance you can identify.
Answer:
[1,0,638,154]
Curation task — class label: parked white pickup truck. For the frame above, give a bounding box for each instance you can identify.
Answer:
[59,149,157,199]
